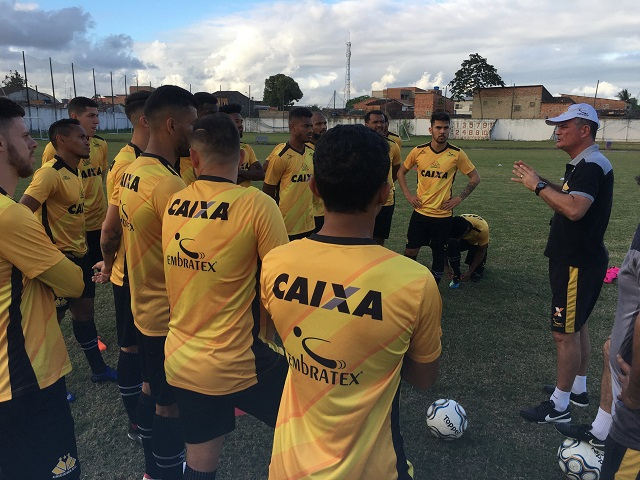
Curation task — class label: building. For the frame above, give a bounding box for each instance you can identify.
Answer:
[560,94,628,116]
[453,96,473,117]
[352,98,409,117]
[473,85,630,120]
[414,87,454,119]
[471,85,557,119]
[373,87,427,105]
[0,86,57,105]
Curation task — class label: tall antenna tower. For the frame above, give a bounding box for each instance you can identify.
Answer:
[344,34,351,108]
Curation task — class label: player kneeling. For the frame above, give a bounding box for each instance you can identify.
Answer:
[162,113,289,479]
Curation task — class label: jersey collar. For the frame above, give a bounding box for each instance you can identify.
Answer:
[0,186,11,199]
[197,175,235,184]
[128,142,143,158]
[428,142,450,154]
[286,142,306,155]
[53,155,79,175]
[140,152,180,176]
[310,233,377,246]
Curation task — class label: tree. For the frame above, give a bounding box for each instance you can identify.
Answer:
[346,95,371,110]
[617,88,639,110]
[448,53,505,100]
[2,70,25,88]
[263,74,303,109]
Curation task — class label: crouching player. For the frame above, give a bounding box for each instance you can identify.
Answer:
[261,124,443,479]
[162,113,289,479]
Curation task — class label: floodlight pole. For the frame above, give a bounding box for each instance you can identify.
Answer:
[71,63,77,98]
[49,57,57,120]
[22,51,33,131]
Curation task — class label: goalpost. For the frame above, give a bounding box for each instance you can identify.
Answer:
[25,116,47,140]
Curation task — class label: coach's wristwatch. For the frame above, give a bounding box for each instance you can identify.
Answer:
[535,181,548,196]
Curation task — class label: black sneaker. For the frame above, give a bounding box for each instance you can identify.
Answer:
[555,423,605,450]
[543,384,589,407]
[520,400,571,424]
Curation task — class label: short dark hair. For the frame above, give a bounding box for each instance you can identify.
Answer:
[194,92,218,116]
[143,85,197,126]
[575,118,598,141]
[430,111,450,125]
[193,92,217,107]
[450,216,472,239]
[124,90,152,122]
[0,98,25,134]
[68,96,98,116]
[313,124,389,213]
[364,110,384,124]
[219,103,242,115]
[49,118,80,149]
[289,107,312,121]
[190,113,240,164]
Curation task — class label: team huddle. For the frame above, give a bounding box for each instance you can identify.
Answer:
[0,85,637,480]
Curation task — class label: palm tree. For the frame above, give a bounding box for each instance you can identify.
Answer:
[617,89,638,110]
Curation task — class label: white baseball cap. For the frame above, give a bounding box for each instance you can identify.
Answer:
[545,103,599,127]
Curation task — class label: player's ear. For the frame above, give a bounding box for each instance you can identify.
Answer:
[309,175,321,199]
[379,181,391,205]
[139,115,149,129]
[69,113,78,120]
[190,147,201,173]
[166,117,175,135]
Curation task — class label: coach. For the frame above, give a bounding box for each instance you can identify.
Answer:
[515,103,614,424]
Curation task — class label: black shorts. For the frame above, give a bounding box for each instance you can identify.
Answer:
[601,435,640,480]
[55,254,95,311]
[406,212,452,250]
[174,354,288,444]
[373,205,395,240]
[85,229,103,268]
[137,333,175,406]
[549,259,607,333]
[0,377,80,480]
[289,230,313,241]
[113,283,137,348]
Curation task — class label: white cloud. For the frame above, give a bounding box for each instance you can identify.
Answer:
[4,0,640,105]
[570,81,621,99]
[14,2,37,11]
[371,66,400,91]
[413,72,446,91]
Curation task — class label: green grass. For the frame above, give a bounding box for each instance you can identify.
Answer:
[17,133,640,479]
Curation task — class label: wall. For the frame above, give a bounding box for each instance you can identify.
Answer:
[472,86,546,119]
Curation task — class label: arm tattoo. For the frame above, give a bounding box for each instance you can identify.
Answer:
[459,181,479,200]
[100,231,121,256]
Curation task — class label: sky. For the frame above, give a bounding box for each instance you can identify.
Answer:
[1,0,639,107]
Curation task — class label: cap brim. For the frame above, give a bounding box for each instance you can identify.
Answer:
[545,114,572,125]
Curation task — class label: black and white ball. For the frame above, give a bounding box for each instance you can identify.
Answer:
[557,438,603,480]
[425,398,468,440]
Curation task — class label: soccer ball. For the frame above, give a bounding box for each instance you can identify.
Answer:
[557,438,603,480]
[425,399,468,440]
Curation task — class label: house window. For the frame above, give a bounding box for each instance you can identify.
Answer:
[498,100,503,105]
[513,105,521,112]
[529,102,535,107]
[603,103,609,108]
[469,105,473,111]
[455,103,462,109]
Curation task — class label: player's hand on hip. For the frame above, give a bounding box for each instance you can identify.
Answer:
[441,196,462,211]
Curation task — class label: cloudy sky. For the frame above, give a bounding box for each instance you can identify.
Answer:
[1,0,639,107]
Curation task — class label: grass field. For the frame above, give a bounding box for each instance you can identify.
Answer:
[16,132,640,479]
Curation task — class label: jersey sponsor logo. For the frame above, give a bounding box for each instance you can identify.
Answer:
[67,202,84,214]
[301,163,310,172]
[286,326,362,386]
[119,203,134,231]
[291,173,312,183]
[429,160,441,168]
[120,172,140,192]
[51,453,78,478]
[166,232,217,272]
[420,170,448,179]
[272,273,383,320]
[166,199,229,220]
[80,166,103,178]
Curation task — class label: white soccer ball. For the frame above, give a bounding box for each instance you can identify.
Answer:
[557,438,603,480]
[425,398,468,440]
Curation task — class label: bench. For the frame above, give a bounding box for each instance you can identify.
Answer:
[255,135,269,144]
